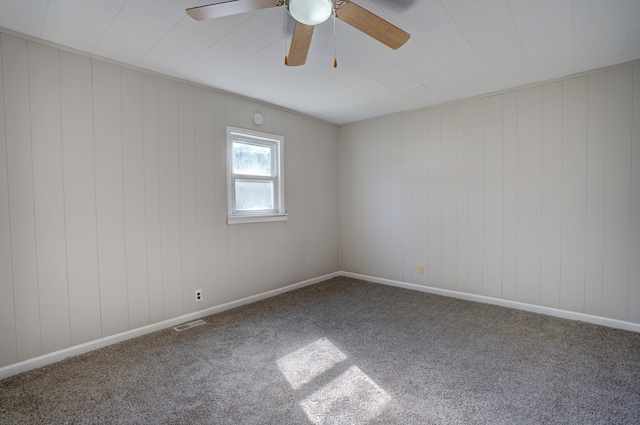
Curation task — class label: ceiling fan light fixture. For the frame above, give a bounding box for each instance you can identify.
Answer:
[287,0,332,25]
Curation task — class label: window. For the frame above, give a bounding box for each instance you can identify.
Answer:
[227,126,286,224]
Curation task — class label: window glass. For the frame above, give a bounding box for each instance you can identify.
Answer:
[232,142,273,176]
[235,180,274,211]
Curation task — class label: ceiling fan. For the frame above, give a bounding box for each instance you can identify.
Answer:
[186,0,410,66]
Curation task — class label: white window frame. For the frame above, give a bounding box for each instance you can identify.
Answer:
[227,126,287,224]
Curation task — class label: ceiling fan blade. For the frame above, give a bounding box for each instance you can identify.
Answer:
[187,0,282,21]
[287,22,314,66]
[336,1,409,50]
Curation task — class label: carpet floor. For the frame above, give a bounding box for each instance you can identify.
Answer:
[1,276,639,424]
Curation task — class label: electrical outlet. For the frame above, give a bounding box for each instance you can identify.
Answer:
[195,289,203,302]
[418,265,424,274]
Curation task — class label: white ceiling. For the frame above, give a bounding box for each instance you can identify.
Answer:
[1,0,639,124]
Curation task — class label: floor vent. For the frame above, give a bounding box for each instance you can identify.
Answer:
[173,319,206,332]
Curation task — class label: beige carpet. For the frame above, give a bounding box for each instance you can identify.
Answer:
[1,276,639,424]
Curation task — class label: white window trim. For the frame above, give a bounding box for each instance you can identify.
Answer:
[226,126,287,224]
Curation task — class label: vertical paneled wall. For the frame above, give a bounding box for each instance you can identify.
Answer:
[0,33,340,368]
[340,62,640,326]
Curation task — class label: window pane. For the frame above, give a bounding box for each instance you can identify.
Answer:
[235,180,274,211]
[233,142,273,176]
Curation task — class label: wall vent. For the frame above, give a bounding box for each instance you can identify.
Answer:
[173,319,206,332]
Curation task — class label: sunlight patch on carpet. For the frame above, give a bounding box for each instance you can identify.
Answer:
[300,366,392,425]
[276,338,347,390]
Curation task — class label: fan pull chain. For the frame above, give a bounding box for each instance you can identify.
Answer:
[284,11,289,66]
[333,4,338,68]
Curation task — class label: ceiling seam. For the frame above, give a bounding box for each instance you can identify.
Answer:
[620,2,640,61]
[92,1,129,53]
[505,0,533,83]
[438,0,500,92]
[39,0,51,39]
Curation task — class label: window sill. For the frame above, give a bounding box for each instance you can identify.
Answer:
[227,213,288,225]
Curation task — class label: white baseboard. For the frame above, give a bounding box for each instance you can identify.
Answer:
[0,272,340,380]
[341,271,640,334]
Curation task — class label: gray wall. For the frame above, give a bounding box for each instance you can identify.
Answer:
[0,33,340,368]
[340,63,640,326]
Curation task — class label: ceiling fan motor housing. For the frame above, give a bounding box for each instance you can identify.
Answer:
[287,0,333,25]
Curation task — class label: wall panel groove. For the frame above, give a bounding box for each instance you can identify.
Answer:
[3,34,41,361]
[28,41,71,354]
[602,66,633,320]
[541,82,562,309]
[629,64,640,323]
[0,34,19,367]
